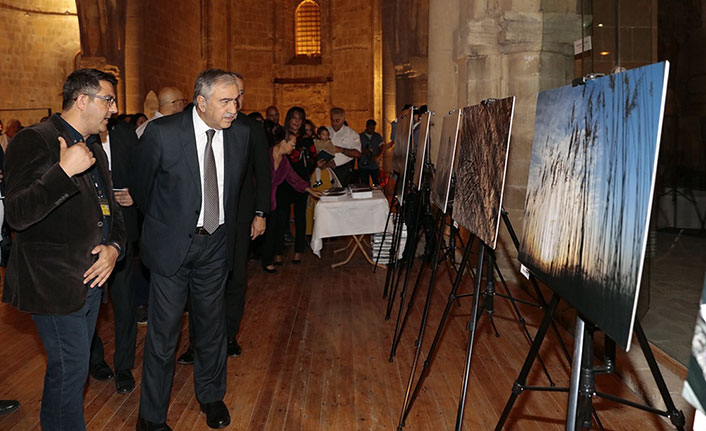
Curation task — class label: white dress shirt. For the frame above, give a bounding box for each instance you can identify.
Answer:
[328,124,361,167]
[135,111,164,139]
[101,134,112,171]
[192,107,225,227]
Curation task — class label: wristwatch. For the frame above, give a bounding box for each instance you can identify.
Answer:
[255,210,266,218]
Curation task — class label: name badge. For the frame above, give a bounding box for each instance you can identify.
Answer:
[99,198,111,216]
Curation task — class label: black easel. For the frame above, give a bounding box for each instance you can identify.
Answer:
[395,179,461,429]
[387,137,437,353]
[379,134,417,304]
[387,199,466,362]
[494,304,686,430]
[396,209,567,430]
[384,149,423,319]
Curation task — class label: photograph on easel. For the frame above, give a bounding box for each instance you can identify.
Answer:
[412,111,432,190]
[392,108,413,175]
[431,110,461,214]
[392,108,414,205]
[518,61,670,349]
[683,272,706,417]
[453,97,515,250]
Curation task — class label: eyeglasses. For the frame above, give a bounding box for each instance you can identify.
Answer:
[85,94,117,107]
[171,98,188,105]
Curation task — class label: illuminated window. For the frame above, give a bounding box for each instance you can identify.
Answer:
[295,0,321,57]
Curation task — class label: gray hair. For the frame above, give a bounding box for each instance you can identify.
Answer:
[330,107,345,116]
[193,69,240,103]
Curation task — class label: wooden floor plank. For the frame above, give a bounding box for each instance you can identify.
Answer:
[0,238,676,430]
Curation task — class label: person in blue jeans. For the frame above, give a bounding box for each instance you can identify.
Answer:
[2,69,125,431]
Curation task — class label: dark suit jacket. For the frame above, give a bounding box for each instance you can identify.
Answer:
[108,122,140,243]
[235,114,270,224]
[2,114,126,314]
[131,108,249,277]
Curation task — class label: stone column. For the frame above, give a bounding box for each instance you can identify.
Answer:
[427,0,459,163]
[453,1,581,281]
[381,0,397,173]
[124,0,142,113]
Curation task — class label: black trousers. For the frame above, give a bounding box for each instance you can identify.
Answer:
[358,167,380,186]
[276,182,307,253]
[225,221,251,339]
[138,226,228,423]
[334,160,355,187]
[90,241,137,373]
[260,210,283,267]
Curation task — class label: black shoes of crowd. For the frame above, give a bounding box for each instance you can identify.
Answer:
[0,399,19,415]
[200,401,231,428]
[90,361,136,393]
[136,401,231,430]
[177,338,242,364]
[90,361,115,381]
[116,370,136,394]
[136,416,172,431]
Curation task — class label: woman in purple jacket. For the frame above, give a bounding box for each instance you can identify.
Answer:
[261,122,321,273]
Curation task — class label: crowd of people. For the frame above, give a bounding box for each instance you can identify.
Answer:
[0,67,389,431]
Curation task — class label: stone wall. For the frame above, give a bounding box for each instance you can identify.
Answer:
[428,0,581,282]
[139,0,205,108]
[0,1,80,127]
[0,0,381,132]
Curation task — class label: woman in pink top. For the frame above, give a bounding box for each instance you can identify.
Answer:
[261,123,321,273]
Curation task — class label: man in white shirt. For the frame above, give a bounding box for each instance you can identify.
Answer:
[327,107,361,187]
[135,87,187,138]
[132,70,247,430]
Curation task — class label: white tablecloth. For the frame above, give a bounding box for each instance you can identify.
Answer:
[311,190,390,257]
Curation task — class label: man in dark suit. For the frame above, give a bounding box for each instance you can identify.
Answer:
[3,68,125,431]
[225,75,270,354]
[88,121,141,393]
[131,69,248,431]
[176,74,270,364]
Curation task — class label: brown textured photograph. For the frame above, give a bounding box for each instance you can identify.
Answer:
[431,110,461,214]
[453,97,515,250]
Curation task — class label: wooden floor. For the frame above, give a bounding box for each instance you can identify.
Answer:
[0,238,673,431]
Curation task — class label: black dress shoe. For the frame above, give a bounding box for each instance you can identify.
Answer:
[177,347,194,365]
[200,401,230,429]
[115,370,135,394]
[136,416,172,431]
[227,338,242,357]
[90,361,115,381]
[0,399,19,415]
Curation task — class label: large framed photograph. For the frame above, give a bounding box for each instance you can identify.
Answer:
[413,111,432,191]
[518,62,670,349]
[431,110,461,214]
[453,97,515,249]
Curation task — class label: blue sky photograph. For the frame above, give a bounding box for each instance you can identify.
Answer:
[519,62,669,349]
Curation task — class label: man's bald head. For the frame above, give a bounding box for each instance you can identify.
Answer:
[157,87,186,115]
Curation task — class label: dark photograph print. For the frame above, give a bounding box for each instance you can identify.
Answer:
[431,110,462,214]
[454,97,515,250]
[392,108,414,205]
[413,111,432,190]
[392,108,413,176]
[518,61,670,349]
